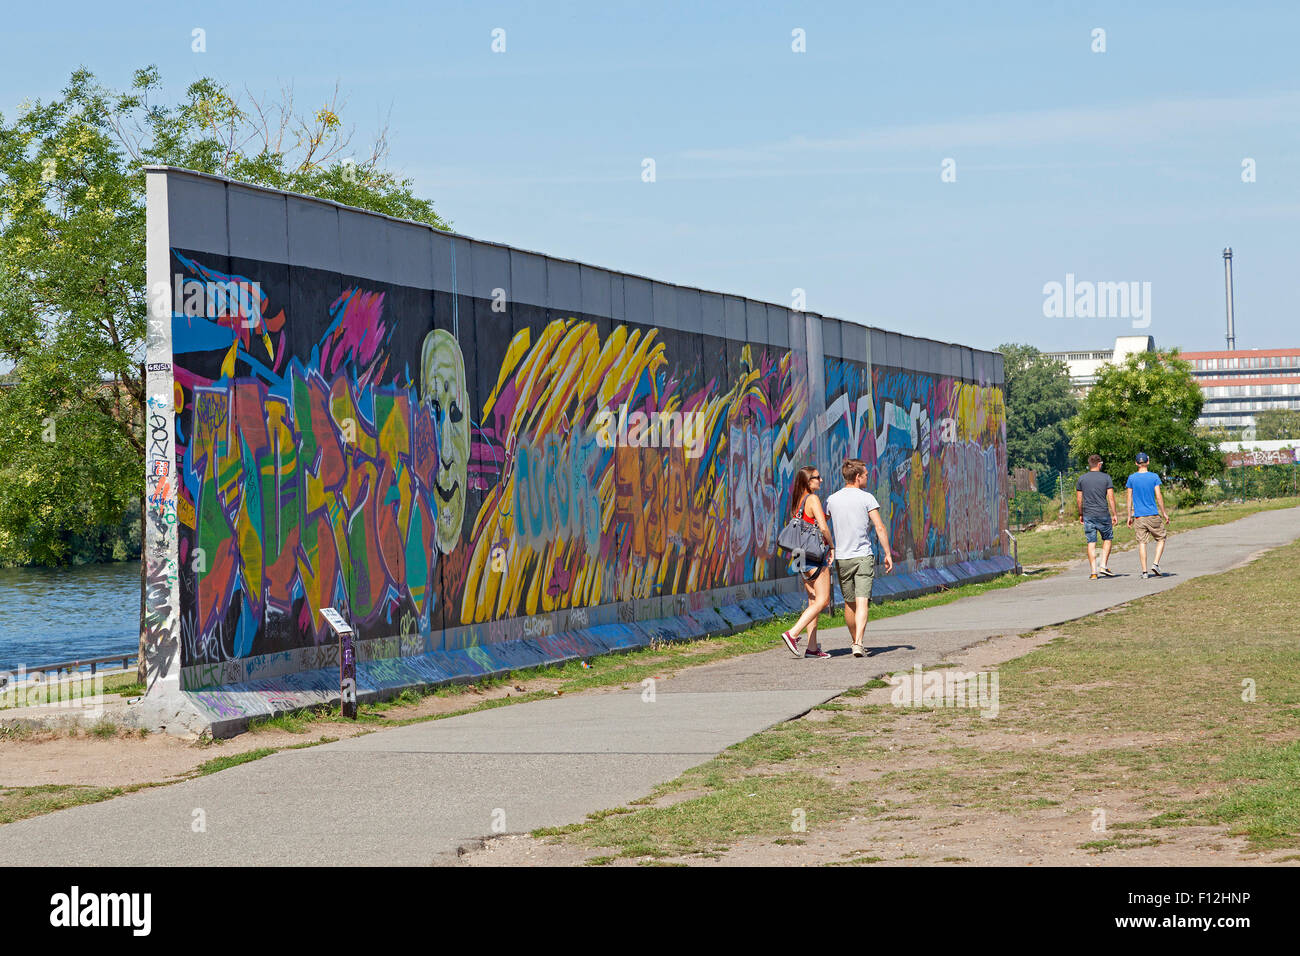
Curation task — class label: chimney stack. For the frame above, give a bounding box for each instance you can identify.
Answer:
[1223,247,1236,351]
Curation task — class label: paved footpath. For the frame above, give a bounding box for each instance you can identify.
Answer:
[7,507,1300,865]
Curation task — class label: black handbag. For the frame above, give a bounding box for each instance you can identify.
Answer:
[776,493,828,565]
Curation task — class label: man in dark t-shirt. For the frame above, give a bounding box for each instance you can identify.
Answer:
[1075,454,1118,579]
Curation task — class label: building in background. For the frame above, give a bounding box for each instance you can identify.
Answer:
[1040,338,1300,433]
[1040,336,1156,395]
[1182,348,1300,433]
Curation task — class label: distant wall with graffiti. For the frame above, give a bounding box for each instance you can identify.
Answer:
[143,169,1007,695]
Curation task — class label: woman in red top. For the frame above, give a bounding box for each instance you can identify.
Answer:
[781,465,835,659]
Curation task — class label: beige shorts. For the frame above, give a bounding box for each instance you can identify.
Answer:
[1134,515,1167,543]
[836,554,875,604]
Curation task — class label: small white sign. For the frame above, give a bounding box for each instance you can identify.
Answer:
[321,607,354,636]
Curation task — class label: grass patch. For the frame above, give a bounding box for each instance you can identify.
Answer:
[248,710,324,734]
[192,748,277,777]
[1,669,145,711]
[0,784,129,825]
[532,822,588,838]
[586,806,635,822]
[830,855,884,865]
[88,720,119,739]
[536,764,873,858]
[1081,836,1164,854]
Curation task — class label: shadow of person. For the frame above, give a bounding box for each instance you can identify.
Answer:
[863,644,916,657]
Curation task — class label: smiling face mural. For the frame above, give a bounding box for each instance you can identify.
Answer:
[420,329,469,554]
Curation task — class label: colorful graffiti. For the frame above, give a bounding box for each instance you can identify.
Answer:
[859,366,1007,567]
[459,320,794,624]
[163,250,1005,669]
[166,253,818,666]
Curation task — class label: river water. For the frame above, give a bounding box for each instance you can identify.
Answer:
[0,562,139,672]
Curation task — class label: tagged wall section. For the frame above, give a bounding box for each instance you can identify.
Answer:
[142,168,1010,709]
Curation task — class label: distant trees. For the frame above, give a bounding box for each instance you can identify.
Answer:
[1254,409,1300,441]
[996,343,1078,476]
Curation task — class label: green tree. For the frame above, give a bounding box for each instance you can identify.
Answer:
[1069,349,1222,501]
[1254,408,1300,441]
[997,343,1078,476]
[0,67,450,566]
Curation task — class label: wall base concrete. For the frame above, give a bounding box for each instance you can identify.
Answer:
[135,557,1014,738]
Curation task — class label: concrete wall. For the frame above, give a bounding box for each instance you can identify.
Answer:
[139,168,1010,734]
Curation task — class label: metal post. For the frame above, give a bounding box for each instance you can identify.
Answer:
[340,625,357,720]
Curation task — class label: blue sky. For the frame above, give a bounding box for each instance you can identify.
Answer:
[3,0,1298,353]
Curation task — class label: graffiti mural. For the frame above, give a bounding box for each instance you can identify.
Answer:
[863,367,1008,568]
[161,246,1006,673]
[165,251,827,668]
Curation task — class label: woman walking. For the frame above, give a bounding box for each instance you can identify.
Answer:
[781,465,835,659]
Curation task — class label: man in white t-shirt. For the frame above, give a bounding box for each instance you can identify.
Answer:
[824,458,894,657]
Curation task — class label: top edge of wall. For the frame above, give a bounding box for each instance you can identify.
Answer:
[145,166,1001,369]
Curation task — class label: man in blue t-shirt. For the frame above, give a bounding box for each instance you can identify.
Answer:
[1125,452,1172,578]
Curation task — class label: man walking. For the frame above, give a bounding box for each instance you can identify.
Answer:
[1126,452,1171,578]
[1075,454,1118,579]
[825,458,894,657]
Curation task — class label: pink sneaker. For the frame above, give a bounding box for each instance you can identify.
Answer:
[781,630,802,657]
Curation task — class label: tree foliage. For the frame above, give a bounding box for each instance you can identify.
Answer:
[1069,349,1223,499]
[996,343,1078,476]
[0,67,449,566]
[1254,408,1300,441]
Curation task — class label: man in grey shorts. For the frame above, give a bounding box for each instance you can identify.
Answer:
[825,458,895,657]
[1075,453,1118,579]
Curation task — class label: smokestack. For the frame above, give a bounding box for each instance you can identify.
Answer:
[1223,247,1236,351]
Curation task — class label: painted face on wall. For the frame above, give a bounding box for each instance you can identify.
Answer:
[420,329,469,554]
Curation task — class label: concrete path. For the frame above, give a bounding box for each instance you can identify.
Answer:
[6,507,1299,865]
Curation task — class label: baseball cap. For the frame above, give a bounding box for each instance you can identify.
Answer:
[1135,452,1150,463]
